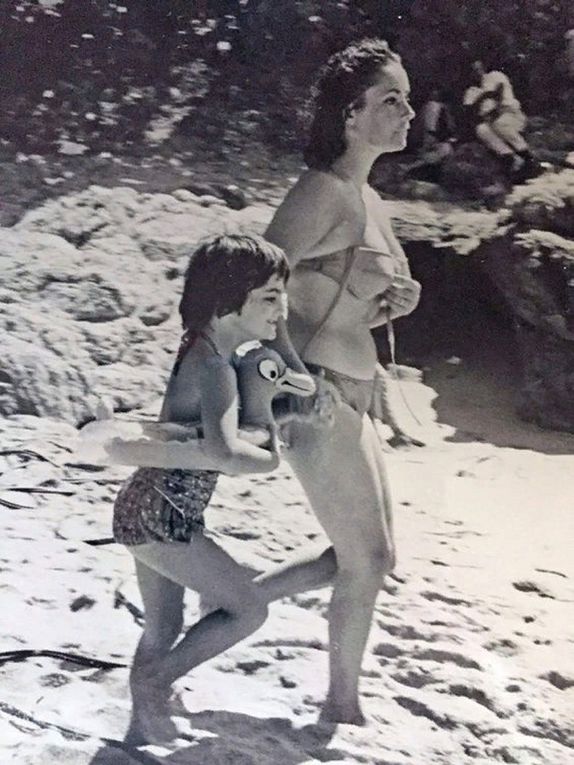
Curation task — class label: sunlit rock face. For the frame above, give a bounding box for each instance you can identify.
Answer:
[2,185,272,425]
[3,173,574,431]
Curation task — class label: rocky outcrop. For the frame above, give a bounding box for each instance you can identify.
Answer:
[3,185,272,425]
[389,170,574,432]
[480,230,574,431]
[4,173,574,432]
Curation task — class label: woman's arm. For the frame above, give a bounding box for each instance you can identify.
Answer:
[371,274,422,326]
[199,357,280,474]
[265,171,352,370]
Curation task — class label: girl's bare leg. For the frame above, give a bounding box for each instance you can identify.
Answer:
[125,536,269,744]
[125,563,184,745]
[286,406,395,725]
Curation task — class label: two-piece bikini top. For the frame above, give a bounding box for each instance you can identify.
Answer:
[298,244,396,300]
[297,214,400,357]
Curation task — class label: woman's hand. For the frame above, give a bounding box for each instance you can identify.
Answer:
[384,274,421,319]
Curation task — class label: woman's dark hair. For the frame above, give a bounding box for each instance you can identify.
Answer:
[304,38,401,170]
[178,234,289,335]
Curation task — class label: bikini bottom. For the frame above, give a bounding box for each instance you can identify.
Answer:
[113,467,218,546]
[305,363,375,417]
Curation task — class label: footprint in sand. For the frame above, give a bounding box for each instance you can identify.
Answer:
[483,638,521,657]
[421,590,473,607]
[39,673,70,688]
[394,695,457,730]
[383,624,438,642]
[391,669,438,689]
[372,642,404,659]
[540,670,574,690]
[411,648,481,670]
[447,682,503,716]
[512,580,555,599]
[235,659,270,675]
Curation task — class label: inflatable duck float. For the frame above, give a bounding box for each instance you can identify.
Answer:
[76,343,315,468]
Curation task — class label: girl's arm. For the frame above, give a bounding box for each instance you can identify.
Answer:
[105,435,221,470]
[102,421,270,470]
[200,357,280,474]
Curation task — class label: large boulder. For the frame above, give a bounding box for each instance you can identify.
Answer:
[0,335,96,423]
[480,229,574,431]
[388,172,574,432]
[505,169,574,238]
[3,187,274,425]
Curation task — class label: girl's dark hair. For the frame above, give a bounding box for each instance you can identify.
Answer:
[304,38,401,170]
[178,234,289,334]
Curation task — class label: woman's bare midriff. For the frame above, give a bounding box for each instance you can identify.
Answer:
[287,268,382,380]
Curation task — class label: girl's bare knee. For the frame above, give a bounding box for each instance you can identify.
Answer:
[225,585,269,633]
[235,597,268,635]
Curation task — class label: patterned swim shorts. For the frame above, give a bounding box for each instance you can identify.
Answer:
[113,467,218,546]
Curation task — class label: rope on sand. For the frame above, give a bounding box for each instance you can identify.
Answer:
[0,649,126,670]
[0,700,164,764]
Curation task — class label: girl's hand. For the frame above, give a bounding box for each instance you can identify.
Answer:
[384,274,421,319]
[268,424,282,455]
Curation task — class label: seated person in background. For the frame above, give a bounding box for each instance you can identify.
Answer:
[407,88,456,182]
[463,60,537,178]
[421,87,456,151]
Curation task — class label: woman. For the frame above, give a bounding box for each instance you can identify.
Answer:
[266,38,421,725]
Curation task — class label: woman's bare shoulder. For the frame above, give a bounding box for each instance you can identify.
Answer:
[285,169,351,210]
[266,170,353,259]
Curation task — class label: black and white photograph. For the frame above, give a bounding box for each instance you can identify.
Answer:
[1,2,573,763]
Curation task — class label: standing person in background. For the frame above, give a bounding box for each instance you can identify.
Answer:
[463,59,537,178]
[266,38,421,725]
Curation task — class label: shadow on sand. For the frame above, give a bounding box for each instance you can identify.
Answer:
[425,336,574,455]
[89,710,340,765]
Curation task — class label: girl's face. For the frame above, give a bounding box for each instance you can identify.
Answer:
[346,62,415,153]
[236,274,287,341]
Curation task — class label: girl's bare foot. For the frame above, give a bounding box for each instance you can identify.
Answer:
[127,673,179,745]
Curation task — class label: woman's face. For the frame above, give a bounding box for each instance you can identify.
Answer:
[346,63,415,153]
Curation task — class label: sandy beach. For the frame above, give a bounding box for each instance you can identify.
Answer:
[0,180,571,764]
[1,356,573,764]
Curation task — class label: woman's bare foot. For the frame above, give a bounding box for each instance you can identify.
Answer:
[319,699,366,726]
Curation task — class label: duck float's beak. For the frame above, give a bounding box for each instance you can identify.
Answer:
[276,367,316,397]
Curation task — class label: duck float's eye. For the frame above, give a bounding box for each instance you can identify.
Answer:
[258,359,280,381]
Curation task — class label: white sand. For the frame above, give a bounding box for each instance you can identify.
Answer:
[1,368,573,765]
[1,186,573,764]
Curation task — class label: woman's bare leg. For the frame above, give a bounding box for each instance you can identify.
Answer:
[286,406,395,724]
[254,545,337,602]
[125,535,268,743]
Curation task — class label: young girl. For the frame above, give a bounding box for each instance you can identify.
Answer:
[114,234,318,745]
